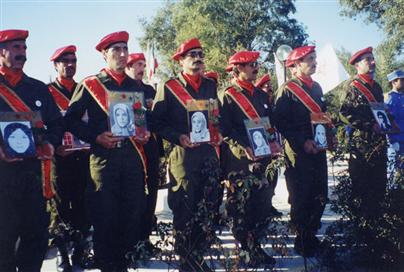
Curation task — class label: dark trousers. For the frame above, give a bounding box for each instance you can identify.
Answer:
[88,143,146,269]
[0,160,49,272]
[349,149,387,220]
[50,151,90,237]
[167,145,221,260]
[285,151,328,233]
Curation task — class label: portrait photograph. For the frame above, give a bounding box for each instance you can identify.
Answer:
[188,110,210,143]
[108,91,138,137]
[0,121,36,158]
[248,127,271,157]
[313,123,328,149]
[62,132,90,151]
[370,102,393,133]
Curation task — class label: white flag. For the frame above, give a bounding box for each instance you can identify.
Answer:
[312,43,349,94]
[274,52,286,86]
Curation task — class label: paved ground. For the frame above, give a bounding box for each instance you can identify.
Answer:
[42,162,344,271]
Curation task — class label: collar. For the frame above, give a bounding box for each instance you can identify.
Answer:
[358,73,374,87]
[102,68,127,86]
[0,66,23,87]
[181,72,201,92]
[57,77,76,92]
[296,74,314,90]
[236,78,255,96]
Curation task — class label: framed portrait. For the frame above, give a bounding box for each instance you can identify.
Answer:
[108,92,138,137]
[244,117,272,157]
[0,111,45,158]
[370,102,394,133]
[311,112,333,150]
[187,100,211,143]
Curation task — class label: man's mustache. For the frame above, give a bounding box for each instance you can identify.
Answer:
[253,70,259,74]
[137,71,144,77]
[193,60,204,65]
[15,55,26,62]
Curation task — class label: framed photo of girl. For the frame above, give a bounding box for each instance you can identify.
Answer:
[369,102,397,133]
[187,100,210,144]
[108,91,148,138]
[244,117,274,158]
[310,112,333,150]
[0,111,45,158]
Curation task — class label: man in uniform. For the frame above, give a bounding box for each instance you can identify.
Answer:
[340,47,387,221]
[125,53,161,250]
[221,51,278,266]
[64,31,149,272]
[273,46,328,257]
[254,73,282,217]
[0,29,63,271]
[152,38,221,272]
[48,45,91,271]
[386,69,404,156]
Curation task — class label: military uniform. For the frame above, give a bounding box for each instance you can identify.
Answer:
[340,75,387,219]
[64,31,147,271]
[0,29,63,272]
[153,69,221,269]
[48,79,91,263]
[221,81,275,250]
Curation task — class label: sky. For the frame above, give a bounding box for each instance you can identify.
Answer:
[0,0,384,83]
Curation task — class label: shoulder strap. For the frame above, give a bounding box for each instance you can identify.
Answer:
[226,87,260,120]
[83,76,109,114]
[165,79,194,108]
[351,79,377,103]
[48,84,70,111]
[285,81,322,113]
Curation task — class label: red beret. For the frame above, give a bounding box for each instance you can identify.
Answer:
[127,53,145,66]
[50,45,76,61]
[204,71,219,82]
[226,51,260,72]
[286,46,316,63]
[349,46,373,65]
[0,29,29,43]
[285,59,295,68]
[95,31,129,52]
[172,38,202,61]
[255,74,271,88]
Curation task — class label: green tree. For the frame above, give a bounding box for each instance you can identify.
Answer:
[140,0,308,81]
[339,0,404,91]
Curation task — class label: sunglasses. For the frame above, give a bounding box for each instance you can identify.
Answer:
[58,58,77,64]
[185,51,205,58]
[246,62,260,68]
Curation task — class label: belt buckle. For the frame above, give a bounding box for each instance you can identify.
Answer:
[116,141,122,148]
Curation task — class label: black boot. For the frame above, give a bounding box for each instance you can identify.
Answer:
[56,248,72,272]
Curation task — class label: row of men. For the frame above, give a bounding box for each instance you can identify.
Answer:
[0,28,401,272]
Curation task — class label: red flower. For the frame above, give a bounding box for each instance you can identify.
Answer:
[133,102,142,110]
[35,120,44,128]
[267,127,276,133]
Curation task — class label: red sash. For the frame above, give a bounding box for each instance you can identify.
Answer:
[165,79,193,108]
[83,76,149,192]
[48,84,70,111]
[226,87,260,120]
[286,81,322,113]
[0,83,55,199]
[352,79,377,103]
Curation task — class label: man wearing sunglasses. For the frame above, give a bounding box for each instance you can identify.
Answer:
[221,51,280,267]
[48,45,92,272]
[273,46,328,258]
[152,38,221,272]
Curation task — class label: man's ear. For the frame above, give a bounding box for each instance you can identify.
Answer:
[101,49,108,61]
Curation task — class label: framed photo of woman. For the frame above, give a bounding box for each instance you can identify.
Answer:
[310,112,333,150]
[108,92,138,137]
[244,117,272,157]
[187,100,211,144]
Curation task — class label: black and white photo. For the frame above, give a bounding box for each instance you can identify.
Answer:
[0,121,36,158]
[189,110,210,143]
[109,102,136,137]
[313,123,327,149]
[249,127,271,157]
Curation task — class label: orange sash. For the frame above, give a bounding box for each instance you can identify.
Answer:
[83,76,149,192]
[226,87,260,120]
[165,79,193,108]
[48,84,70,111]
[352,79,377,103]
[0,82,55,199]
[286,81,322,113]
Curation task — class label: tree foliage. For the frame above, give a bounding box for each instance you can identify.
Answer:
[140,0,308,80]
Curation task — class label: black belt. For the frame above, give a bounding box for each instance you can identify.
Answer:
[116,138,132,148]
